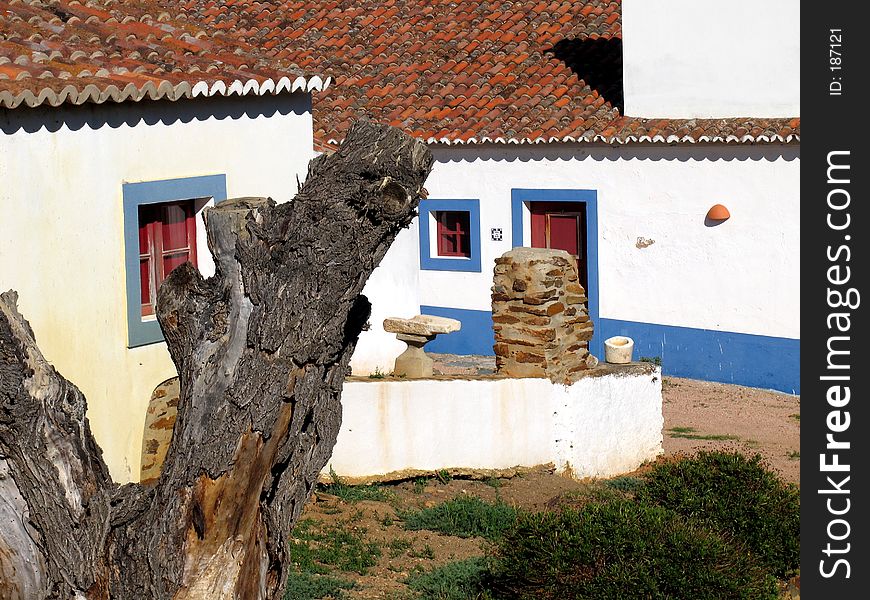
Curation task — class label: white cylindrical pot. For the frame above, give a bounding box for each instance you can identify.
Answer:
[604,336,634,364]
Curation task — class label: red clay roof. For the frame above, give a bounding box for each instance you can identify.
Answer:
[3,1,799,145]
[0,0,327,109]
[170,0,798,145]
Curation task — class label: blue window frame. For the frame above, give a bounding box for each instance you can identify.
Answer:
[510,189,600,357]
[418,198,481,272]
[123,174,227,347]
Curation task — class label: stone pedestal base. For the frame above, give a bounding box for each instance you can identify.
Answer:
[393,333,436,378]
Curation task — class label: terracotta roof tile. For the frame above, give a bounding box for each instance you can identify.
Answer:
[0,0,327,109]
[3,0,799,144]
[167,0,795,145]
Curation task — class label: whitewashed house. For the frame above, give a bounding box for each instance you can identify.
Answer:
[0,1,327,482]
[186,0,799,393]
[1,0,799,485]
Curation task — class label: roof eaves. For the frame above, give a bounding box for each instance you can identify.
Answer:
[0,75,332,110]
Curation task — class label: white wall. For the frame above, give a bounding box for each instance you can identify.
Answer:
[326,368,663,481]
[622,0,800,118]
[0,93,314,483]
[401,144,799,340]
[350,223,421,376]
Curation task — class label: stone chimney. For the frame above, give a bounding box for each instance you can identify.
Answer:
[492,248,595,383]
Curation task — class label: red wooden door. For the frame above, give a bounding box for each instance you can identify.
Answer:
[530,201,588,293]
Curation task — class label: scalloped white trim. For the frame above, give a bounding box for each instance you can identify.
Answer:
[328,131,799,147]
[0,75,331,109]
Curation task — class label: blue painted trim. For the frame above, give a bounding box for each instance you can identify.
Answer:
[122,174,227,348]
[510,189,600,357]
[418,199,481,272]
[417,305,800,394]
[600,319,800,394]
[420,306,495,355]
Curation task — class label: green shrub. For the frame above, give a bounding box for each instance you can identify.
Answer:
[288,519,382,575]
[283,572,353,600]
[405,557,494,600]
[400,496,517,539]
[487,500,778,600]
[602,475,644,493]
[636,451,800,577]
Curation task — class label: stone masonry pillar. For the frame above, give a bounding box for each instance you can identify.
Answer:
[492,247,595,383]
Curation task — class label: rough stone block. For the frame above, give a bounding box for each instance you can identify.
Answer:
[491,247,595,383]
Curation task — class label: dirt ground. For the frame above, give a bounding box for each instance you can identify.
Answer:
[661,376,800,485]
[290,375,800,598]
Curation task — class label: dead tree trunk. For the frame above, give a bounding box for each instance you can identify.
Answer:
[0,121,433,599]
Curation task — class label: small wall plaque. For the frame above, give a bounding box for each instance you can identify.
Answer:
[491,228,503,241]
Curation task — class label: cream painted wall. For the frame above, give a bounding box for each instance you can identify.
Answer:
[622,0,800,118]
[0,93,314,483]
[411,144,800,340]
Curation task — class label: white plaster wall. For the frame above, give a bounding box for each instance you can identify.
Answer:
[622,0,800,118]
[325,369,663,480]
[350,223,421,376]
[408,144,800,339]
[0,94,314,483]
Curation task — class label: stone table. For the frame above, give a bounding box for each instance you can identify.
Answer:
[383,315,462,378]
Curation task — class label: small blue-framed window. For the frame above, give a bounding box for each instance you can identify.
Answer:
[123,174,227,348]
[418,199,481,272]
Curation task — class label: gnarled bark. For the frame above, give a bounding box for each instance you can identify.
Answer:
[0,121,433,599]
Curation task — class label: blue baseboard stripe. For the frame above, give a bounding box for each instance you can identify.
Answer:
[420,305,495,355]
[418,306,800,394]
[600,319,800,395]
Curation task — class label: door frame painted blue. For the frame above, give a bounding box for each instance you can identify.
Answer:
[511,189,601,358]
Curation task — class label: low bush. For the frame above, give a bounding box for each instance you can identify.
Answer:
[636,451,800,577]
[400,496,518,539]
[283,572,353,600]
[288,519,382,575]
[405,557,494,600]
[487,500,778,600]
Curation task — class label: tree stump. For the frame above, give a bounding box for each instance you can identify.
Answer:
[0,120,433,599]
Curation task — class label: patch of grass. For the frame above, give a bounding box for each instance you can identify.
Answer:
[388,538,413,558]
[482,477,502,489]
[289,519,383,575]
[435,469,453,484]
[381,513,395,527]
[368,366,387,379]
[669,426,696,433]
[666,427,740,441]
[636,451,800,578]
[788,450,800,460]
[413,477,428,495]
[400,496,518,539]
[639,356,662,366]
[409,543,436,560]
[405,557,493,600]
[487,500,778,600]
[283,572,354,600]
[790,413,801,422]
[319,468,395,503]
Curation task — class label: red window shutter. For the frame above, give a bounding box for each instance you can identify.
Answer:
[436,211,471,257]
[138,200,198,317]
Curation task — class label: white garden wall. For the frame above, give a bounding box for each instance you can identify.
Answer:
[0,93,314,482]
[325,367,664,481]
[622,0,800,118]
